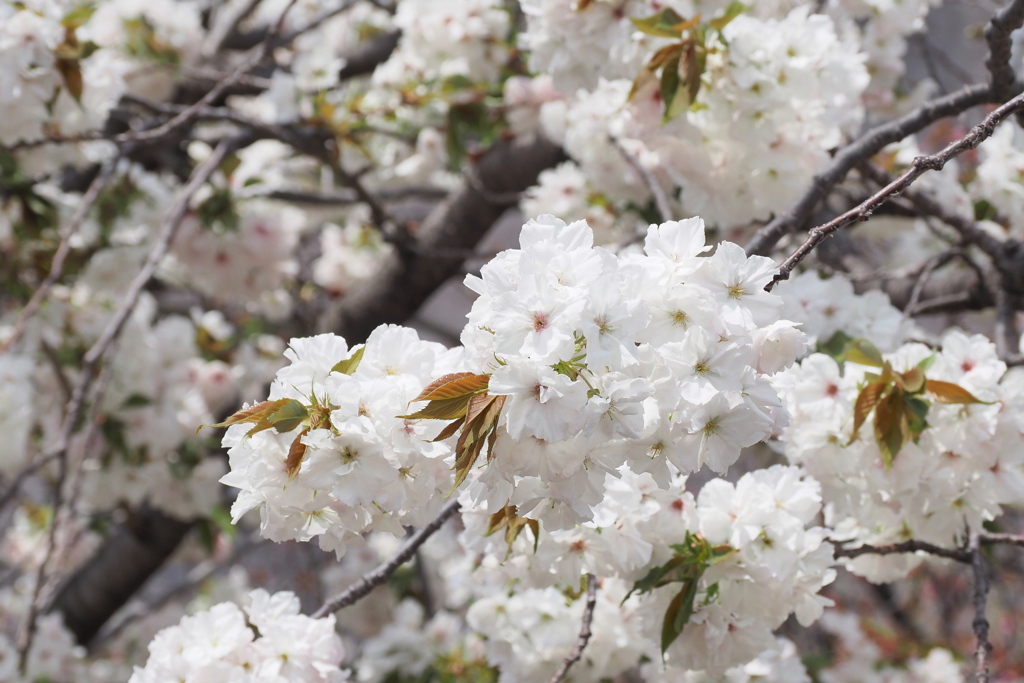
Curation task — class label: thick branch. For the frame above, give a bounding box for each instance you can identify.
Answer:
[337,30,401,81]
[317,133,566,340]
[46,508,193,645]
[985,0,1024,100]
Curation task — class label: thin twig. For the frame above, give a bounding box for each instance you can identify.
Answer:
[312,499,461,618]
[1,158,122,353]
[548,574,599,683]
[611,137,673,223]
[745,82,993,257]
[14,138,239,671]
[970,532,993,683]
[276,0,360,45]
[834,539,972,563]
[768,90,1024,291]
[114,0,298,145]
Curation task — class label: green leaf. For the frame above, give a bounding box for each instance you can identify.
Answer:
[631,8,688,38]
[707,1,745,31]
[873,388,907,468]
[660,53,683,121]
[208,505,237,539]
[122,393,152,408]
[905,395,929,438]
[331,345,365,375]
[818,330,854,360]
[62,3,96,29]
[845,339,884,368]
[916,353,937,373]
[661,579,698,656]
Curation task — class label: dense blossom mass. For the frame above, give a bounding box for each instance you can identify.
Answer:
[4,0,1024,680]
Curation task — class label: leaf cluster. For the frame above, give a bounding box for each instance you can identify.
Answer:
[629,3,745,122]
[625,532,735,657]
[839,339,991,468]
[401,372,505,492]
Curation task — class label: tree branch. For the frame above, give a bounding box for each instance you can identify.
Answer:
[312,499,461,618]
[317,133,566,340]
[985,0,1024,100]
[767,90,1024,291]
[970,532,993,683]
[834,540,972,563]
[548,574,598,683]
[744,82,992,257]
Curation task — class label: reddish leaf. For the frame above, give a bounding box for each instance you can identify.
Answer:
[431,416,465,442]
[284,428,310,480]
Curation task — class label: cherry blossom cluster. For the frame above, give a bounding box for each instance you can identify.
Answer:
[458,465,833,676]
[128,589,347,682]
[0,0,126,158]
[458,215,801,526]
[220,326,467,556]
[523,3,871,228]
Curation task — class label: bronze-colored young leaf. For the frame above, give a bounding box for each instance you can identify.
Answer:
[200,398,308,437]
[451,395,505,491]
[411,372,489,403]
[284,428,310,480]
[677,40,704,116]
[873,388,907,469]
[484,505,540,558]
[330,345,365,375]
[431,416,466,442]
[900,367,926,393]
[848,380,886,445]
[628,66,658,102]
[56,58,84,102]
[661,579,698,657]
[925,379,993,405]
[401,394,475,421]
